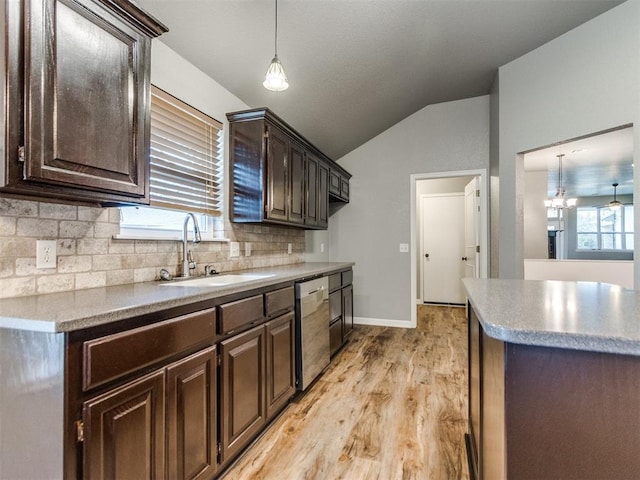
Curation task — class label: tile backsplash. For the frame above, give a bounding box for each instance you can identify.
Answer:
[0,198,304,299]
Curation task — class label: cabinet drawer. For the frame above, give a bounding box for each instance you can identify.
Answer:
[330,291,342,322]
[265,286,294,318]
[342,269,353,286]
[83,308,216,391]
[328,273,341,292]
[330,319,343,356]
[219,294,264,335]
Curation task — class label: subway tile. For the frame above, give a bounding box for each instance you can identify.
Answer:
[57,239,76,256]
[58,255,92,273]
[0,216,17,235]
[134,241,158,254]
[94,222,118,238]
[109,240,135,254]
[59,220,93,239]
[0,238,37,258]
[134,267,159,283]
[39,202,77,220]
[0,198,38,217]
[36,274,74,294]
[78,206,104,222]
[0,277,36,298]
[0,258,14,278]
[92,254,123,271]
[77,238,109,255]
[106,269,135,286]
[17,218,58,237]
[75,272,107,289]
[16,257,57,276]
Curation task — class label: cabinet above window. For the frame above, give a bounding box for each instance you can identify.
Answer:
[227,108,351,230]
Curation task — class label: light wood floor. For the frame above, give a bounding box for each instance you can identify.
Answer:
[222,305,469,480]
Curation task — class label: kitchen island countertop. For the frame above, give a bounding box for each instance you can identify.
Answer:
[0,262,354,333]
[463,277,640,356]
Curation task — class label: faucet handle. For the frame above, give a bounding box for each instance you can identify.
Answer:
[187,250,197,271]
[204,265,218,276]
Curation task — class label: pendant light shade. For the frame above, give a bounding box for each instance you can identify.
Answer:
[263,0,289,91]
[608,183,622,210]
[544,154,577,209]
[263,55,289,91]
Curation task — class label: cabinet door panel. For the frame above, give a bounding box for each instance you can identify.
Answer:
[343,284,354,338]
[83,370,165,480]
[318,162,329,228]
[266,126,288,221]
[24,0,149,198]
[167,346,217,480]
[266,312,295,419]
[289,143,305,224]
[220,325,266,463]
[305,154,319,226]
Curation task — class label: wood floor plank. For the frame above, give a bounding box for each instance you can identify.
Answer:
[222,305,469,480]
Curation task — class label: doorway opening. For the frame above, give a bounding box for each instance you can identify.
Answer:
[410,169,489,327]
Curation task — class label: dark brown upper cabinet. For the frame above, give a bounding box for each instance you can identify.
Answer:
[227,108,350,230]
[0,0,167,205]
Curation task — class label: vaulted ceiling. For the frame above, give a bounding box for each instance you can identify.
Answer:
[136,0,624,160]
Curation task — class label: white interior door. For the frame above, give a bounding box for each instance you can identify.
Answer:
[464,178,480,279]
[421,193,465,304]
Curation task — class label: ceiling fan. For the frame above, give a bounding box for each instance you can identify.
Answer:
[593,183,631,210]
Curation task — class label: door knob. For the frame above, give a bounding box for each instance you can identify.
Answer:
[462,256,468,261]
[425,253,429,258]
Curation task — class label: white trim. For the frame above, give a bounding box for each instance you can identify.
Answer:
[410,169,489,329]
[113,235,231,243]
[354,317,414,329]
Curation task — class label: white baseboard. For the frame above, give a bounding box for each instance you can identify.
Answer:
[354,317,415,328]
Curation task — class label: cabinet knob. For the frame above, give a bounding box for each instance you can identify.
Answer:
[425,253,429,258]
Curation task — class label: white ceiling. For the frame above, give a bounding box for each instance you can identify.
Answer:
[136,0,624,160]
[524,126,634,198]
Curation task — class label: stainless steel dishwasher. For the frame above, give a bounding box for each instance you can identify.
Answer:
[295,276,330,391]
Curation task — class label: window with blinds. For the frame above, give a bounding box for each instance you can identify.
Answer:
[149,86,223,216]
[117,87,224,240]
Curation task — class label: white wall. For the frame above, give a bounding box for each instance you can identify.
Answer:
[328,96,489,325]
[523,170,549,259]
[496,0,640,284]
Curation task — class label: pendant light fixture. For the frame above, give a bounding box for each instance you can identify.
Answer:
[544,154,577,209]
[608,183,622,210]
[263,0,289,91]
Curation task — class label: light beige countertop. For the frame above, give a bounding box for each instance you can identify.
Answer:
[463,278,640,356]
[0,262,354,333]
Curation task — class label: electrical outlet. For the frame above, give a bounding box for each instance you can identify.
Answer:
[36,240,57,269]
[245,242,252,257]
[399,243,409,253]
[230,242,240,258]
[320,242,325,253]
[287,243,292,255]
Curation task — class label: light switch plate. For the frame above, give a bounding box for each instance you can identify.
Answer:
[36,240,57,269]
[287,243,292,255]
[320,243,325,253]
[230,242,240,258]
[245,242,252,257]
[399,243,409,253]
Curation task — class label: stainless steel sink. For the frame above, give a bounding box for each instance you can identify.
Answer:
[160,273,276,288]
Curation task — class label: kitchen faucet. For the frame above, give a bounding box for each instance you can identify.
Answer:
[181,213,202,277]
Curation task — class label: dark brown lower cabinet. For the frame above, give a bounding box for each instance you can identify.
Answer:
[167,347,218,480]
[265,312,296,419]
[220,325,266,464]
[467,303,640,480]
[83,370,166,480]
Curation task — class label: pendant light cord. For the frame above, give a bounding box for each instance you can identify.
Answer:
[274,0,279,57]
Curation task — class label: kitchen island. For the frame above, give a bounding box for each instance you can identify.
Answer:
[0,262,353,480]
[463,278,640,480]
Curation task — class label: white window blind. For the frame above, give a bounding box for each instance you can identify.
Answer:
[149,86,223,216]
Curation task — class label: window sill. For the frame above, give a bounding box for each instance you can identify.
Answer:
[113,234,231,243]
